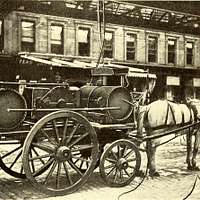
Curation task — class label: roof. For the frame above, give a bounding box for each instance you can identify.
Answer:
[19,53,94,69]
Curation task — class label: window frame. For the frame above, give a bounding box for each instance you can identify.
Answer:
[21,20,36,52]
[0,19,4,51]
[103,30,114,59]
[167,38,177,65]
[50,23,64,54]
[125,32,137,61]
[76,25,91,57]
[147,35,158,63]
[185,40,194,66]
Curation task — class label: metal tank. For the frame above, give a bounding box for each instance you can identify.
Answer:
[0,88,27,130]
[80,86,133,123]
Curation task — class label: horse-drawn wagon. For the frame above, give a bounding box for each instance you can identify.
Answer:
[0,64,199,196]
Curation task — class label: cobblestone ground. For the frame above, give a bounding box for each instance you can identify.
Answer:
[0,137,199,200]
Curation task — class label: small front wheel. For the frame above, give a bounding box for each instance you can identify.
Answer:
[100,139,141,187]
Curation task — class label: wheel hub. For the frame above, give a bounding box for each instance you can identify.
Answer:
[116,158,128,170]
[56,146,71,161]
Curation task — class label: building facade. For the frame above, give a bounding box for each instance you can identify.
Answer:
[1,1,200,101]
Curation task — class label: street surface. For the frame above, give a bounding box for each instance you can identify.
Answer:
[0,137,199,200]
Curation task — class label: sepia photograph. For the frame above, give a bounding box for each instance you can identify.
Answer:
[0,0,200,199]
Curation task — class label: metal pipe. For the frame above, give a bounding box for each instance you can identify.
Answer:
[7,107,121,112]
[0,81,69,86]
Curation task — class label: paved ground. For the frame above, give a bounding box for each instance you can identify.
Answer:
[0,137,200,200]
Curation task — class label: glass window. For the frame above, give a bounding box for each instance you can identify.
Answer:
[126,33,136,60]
[104,31,113,58]
[186,41,194,65]
[78,27,90,56]
[0,20,3,51]
[168,39,176,64]
[21,21,35,52]
[50,24,63,54]
[148,36,157,63]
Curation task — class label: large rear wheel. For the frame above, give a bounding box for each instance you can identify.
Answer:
[22,110,99,196]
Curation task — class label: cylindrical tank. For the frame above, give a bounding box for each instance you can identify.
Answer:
[0,88,27,130]
[80,86,133,123]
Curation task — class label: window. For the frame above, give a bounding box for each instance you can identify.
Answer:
[0,20,3,51]
[50,24,64,54]
[126,33,136,60]
[148,36,157,63]
[78,27,90,56]
[104,31,113,58]
[21,21,35,52]
[186,41,194,65]
[168,39,176,64]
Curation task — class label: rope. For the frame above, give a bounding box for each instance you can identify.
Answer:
[183,175,200,200]
[117,164,148,200]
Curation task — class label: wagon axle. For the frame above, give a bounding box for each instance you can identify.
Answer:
[56,146,71,162]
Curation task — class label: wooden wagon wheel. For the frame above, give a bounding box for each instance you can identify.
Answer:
[99,139,141,187]
[0,138,52,178]
[0,140,26,178]
[22,110,99,196]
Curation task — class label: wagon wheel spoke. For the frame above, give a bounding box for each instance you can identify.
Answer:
[100,139,141,187]
[68,132,89,148]
[68,160,84,177]
[63,162,73,186]
[65,123,80,145]
[105,157,117,164]
[52,120,60,144]
[62,118,69,144]
[10,149,22,169]
[32,147,46,164]
[1,145,22,159]
[23,111,99,196]
[30,150,35,173]
[32,142,55,153]
[29,153,54,161]
[107,166,116,178]
[32,157,54,177]
[71,144,94,152]
[44,161,57,185]
[41,128,57,145]
[56,162,62,189]
[0,142,26,179]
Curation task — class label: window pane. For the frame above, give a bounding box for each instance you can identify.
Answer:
[21,20,35,52]
[51,25,63,44]
[104,31,113,58]
[22,21,34,41]
[78,28,90,43]
[126,33,136,60]
[0,20,2,35]
[78,27,90,56]
[148,36,157,62]
[0,20,3,51]
[168,39,176,64]
[186,42,194,65]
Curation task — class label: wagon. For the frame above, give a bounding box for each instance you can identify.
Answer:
[1,64,197,196]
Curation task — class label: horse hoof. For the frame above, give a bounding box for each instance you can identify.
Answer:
[193,166,200,171]
[187,166,200,171]
[187,166,193,170]
[149,171,160,177]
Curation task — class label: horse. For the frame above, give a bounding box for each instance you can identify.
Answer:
[136,98,200,177]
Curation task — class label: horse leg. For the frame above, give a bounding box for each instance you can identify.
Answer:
[192,130,200,170]
[186,131,193,170]
[146,139,159,177]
